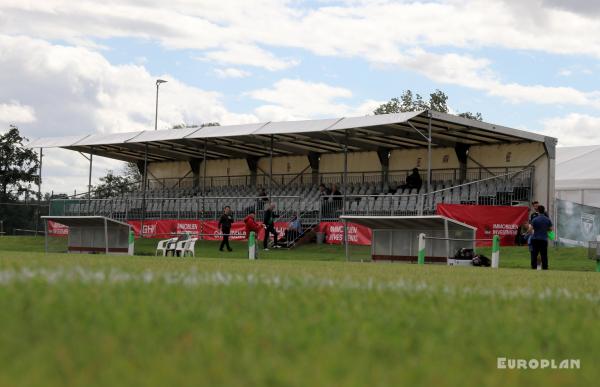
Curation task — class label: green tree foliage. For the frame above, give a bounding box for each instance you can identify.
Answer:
[0,126,39,202]
[373,89,482,120]
[93,170,137,198]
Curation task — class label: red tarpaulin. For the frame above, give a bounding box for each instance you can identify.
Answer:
[436,204,528,246]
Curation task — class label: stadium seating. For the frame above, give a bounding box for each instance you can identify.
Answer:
[58,171,532,224]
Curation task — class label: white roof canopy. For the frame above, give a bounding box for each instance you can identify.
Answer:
[27,110,553,163]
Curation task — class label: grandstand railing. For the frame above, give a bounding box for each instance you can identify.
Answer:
[143,166,533,191]
[49,167,532,225]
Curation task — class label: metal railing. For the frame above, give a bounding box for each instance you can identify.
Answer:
[49,167,533,224]
[142,166,533,191]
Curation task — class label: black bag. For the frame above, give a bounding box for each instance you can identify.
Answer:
[454,248,475,260]
[472,254,491,267]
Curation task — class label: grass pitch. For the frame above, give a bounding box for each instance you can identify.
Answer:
[0,237,599,386]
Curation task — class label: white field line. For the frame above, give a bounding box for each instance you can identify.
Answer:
[0,266,599,303]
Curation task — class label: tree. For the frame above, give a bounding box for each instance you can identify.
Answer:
[93,170,137,198]
[373,89,482,120]
[0,126,39,202]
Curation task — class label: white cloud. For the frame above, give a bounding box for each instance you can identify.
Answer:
[202,44,299,71]
[542,114,600,146]
[0,101,36,125]
[0,34,257,194]
[248,78,354,120]
[213,67,252,79]
[2,0,599,109]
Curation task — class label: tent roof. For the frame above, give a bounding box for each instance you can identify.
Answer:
[556,145,600,190]
[339,215,477,231]
[27,110,553,163]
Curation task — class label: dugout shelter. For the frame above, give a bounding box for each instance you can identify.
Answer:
[42,216,133,255]
[340,215,476,263]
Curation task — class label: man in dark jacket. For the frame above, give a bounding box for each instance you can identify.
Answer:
[401,168,422,190]
[528,205,553,270]
[263,202,279,250]
[218,206,234,252]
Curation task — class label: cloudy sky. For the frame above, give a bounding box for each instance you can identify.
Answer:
[1,0,600,194]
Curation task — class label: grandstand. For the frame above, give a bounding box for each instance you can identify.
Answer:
[29,110,556,242]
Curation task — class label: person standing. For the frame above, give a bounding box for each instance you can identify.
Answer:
[528,205,553,270]
[218,206,233,252]
[263,202,279,250]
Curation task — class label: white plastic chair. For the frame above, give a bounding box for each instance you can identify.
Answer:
[156,238,176,256]
[182,238,197,257]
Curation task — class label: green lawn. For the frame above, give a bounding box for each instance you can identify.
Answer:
[0,236,596,271]
[0,237,599,386]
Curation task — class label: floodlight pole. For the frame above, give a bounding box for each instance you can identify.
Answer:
[154,79,167,131]
[36,148,43,234]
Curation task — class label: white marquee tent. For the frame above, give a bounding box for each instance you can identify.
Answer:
[556,145,600,206]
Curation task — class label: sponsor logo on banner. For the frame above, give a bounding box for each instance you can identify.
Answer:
[437,204,529,246]
[48,221,69,236]
[176,222,199,235]
[142,224,157,236]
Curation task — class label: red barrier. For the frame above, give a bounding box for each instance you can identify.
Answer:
[316,222,372,245]
[126,219,289,241]
[436,204,528,246]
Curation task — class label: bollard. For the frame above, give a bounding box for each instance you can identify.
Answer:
[491,235,500,268]
[249,231,256,260]
[417,233,426,265]
[128,229,135,256]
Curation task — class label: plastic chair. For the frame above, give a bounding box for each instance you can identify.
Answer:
[182,238,197,257]
[156,238,176,256]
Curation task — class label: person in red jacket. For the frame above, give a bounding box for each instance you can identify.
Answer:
[244,209,262,237]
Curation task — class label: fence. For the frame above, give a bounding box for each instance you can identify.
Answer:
[0,202,49,236]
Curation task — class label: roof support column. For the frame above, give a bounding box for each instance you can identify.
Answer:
[269,135,273,200]
[427,113,432,194]
[141,143,148,237]
[202,139,207,221]
[246,156,259,187]
[343,130,348,254]
[308,152,320,185]
[87,147,93,212]
[377,147,390,190]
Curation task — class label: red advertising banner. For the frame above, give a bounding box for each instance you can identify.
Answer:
[48,218,371,245]
[47,220,69,237]
[127,219,290,241]
[436,204,528,246]
[316,222,372,245]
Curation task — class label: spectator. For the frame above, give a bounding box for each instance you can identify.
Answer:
[244,209,261,236]
[263,202,279,250]
[331,184,342,201]
[401,168,423,190]
[218,206,233,252]
[318,183,331,196]
[528,205,553,270]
